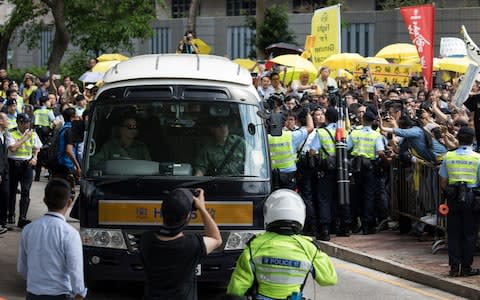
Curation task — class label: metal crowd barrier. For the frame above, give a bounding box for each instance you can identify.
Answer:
[389,158,447,254]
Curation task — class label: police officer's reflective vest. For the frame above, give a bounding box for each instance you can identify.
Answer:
[268,131,296,170]
[350,128,381,160]
[226,232,337,299]
[34,107,50,127]
[7,115,16,130]
[317,127,336,158]
[10,130,36,159]
[444,151,480,185]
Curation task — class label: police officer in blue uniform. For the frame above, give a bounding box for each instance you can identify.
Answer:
[439,127,480,277]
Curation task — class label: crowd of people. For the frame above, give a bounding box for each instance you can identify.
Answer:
[0,65,97,233]
[4,53,480,299]
[255,65,478,239]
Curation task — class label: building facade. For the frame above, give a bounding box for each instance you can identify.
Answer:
[4,0,480,69]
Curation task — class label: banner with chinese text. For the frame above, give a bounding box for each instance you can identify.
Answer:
[400,4,435,90]
[310,4,341,68]
[352,64,412,87]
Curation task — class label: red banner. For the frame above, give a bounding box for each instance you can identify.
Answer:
[400,4,435,91]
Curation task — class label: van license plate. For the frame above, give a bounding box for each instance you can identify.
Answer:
[195,264,201,276]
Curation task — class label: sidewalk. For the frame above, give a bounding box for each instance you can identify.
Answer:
[318,229,480,300]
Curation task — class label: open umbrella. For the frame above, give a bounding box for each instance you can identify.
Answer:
[92,60,121,73]
[79,71,104,83]
[270,54,317,73]
[321,53,367,71]
[232,58,258,72]
[97,53,129,62]
[438,56,477,73]
[365,57,389,64]
[265,42,304,57]
[375,43,418,61]
[193,38,211,54]
[399,57,440,72]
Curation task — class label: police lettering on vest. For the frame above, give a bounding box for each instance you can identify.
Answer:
[444,151,480,185]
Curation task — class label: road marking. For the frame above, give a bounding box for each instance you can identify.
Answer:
[334,262,453,300]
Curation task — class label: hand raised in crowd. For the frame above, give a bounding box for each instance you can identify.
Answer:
[192,188,206,211]
[22,129,32,141]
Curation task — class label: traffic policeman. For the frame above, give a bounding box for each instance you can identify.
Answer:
[348,110,385,235]
[5,99,17,130]
[439,127,480,277]
[310,107,351,240]
[6,113,42,227]
[226,189,337,299]
[268,108,313,190]
[33,96,54,181]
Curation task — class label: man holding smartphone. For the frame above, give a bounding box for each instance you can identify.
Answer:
[140,188,222,300]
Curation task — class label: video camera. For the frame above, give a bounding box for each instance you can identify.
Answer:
[257,93,287,136]
[327,86,341,107]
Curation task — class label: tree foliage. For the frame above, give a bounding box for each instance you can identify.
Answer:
[247,4,296,58]
[66,0,159,56]
[378,0,431,10]
[0,1,47,69]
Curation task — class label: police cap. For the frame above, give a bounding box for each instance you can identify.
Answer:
[458,126,475,137]
[16,113,31,123]
[6,98,16,106]
[363,110,377,121]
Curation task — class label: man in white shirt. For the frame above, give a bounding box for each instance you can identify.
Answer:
[18,178,87,300]
[314,67,338,93]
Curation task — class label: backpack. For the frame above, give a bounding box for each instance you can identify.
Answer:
[41,126,66,169]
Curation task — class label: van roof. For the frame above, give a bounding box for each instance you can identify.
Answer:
[102,54,253,86]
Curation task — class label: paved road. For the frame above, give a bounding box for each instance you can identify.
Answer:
[0,180,466,299]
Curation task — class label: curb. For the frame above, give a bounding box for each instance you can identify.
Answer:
[318,241,480,300]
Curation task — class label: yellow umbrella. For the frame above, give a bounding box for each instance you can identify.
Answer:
[280,69,316,85]
[97,53,129,62]
[232,58,258,72]
[365,57,389,64]
[399,57,440,72]
[321,53,367,71]
[330,69,353,80]
[438,56,477,73]
[92,60,121,73]
[375,43,418,61]
[193,38,211,54]
[270,54,317,73]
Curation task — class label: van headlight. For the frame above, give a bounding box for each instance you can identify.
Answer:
[224,231,263,251]
[81,228,127,249]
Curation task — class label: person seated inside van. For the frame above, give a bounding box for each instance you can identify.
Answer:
[194,117,245,176]
[91,116,151,165]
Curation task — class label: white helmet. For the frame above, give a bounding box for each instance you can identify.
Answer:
[264,189,306,233]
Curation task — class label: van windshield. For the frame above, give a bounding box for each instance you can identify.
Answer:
[85,100,268,178]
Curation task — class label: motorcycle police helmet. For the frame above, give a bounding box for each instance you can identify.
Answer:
[264,189,306,235]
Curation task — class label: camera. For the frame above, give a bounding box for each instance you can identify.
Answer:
[326,86,341,107]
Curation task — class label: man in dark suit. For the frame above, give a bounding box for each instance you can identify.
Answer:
[0,112,9,233]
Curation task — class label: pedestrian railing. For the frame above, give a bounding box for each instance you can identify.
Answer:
[389,157,447,253]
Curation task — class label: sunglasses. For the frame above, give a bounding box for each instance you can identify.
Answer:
[122,124,137,130]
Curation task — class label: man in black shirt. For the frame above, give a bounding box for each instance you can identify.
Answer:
[140,188,222,300]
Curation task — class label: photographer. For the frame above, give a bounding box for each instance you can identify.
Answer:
[140,188,222,299]
[176,30,199,54]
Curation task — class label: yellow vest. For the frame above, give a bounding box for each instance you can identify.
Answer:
[317,127,336,158]
[34,108,50,127]
[444,151,480,185]
[268,131,295,170]
[227,232,337,299]
[10,130,36,159]
[350,129,381,160]
[7,115,16,130]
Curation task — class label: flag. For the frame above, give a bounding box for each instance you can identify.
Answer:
[460,25,480,65]
[400,4,435,91]
[310,4,341,68]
